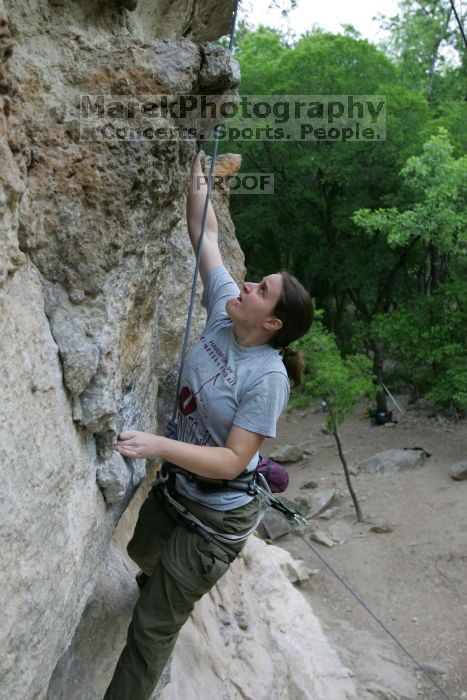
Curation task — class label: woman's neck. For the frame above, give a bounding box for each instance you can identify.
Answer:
[233,325,270,348]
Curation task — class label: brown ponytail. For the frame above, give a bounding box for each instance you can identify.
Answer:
[280,346,305,388]
[271,272,314,388]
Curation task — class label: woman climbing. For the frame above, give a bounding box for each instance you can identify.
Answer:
[104,152,314,699]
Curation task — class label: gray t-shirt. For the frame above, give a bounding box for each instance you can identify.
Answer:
[174,265,290,510]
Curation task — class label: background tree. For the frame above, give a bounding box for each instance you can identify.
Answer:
[353,130,467,411]
[294,318,377,521]
[216,2,466,412]
[377,0,466,105]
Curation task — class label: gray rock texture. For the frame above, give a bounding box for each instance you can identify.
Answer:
[269,442,309,462]
[359,448,429,476]
[295,487,336,518]
[0,1,242,698]
[48,537,357,700]
[450,458,467,480]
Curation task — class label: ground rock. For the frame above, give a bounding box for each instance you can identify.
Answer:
[327,520,353,544]
[450,459,467,480]
[257,508,292,540]
[359,449,429,476]
[408,398,437,415]
[295,488,336,518]
[309,526,336,548]
[335,627,418,700]
[319,506,339,520]
[370,523,394,534]
[269,443,306,462]
[302,478,319,489]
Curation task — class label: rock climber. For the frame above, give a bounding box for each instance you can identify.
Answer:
[103,151,314,699]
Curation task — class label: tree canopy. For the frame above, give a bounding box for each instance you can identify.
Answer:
[217,2,467,412]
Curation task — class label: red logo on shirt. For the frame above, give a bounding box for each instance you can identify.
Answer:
[179,386,197,416]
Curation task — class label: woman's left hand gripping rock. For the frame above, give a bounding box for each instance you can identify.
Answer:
[113,431,161,460]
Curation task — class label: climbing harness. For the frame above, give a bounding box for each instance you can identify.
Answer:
[154,462,307,561]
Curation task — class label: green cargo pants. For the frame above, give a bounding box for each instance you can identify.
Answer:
[103,485,260,700]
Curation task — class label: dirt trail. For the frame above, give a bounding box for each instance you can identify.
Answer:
[265,402,467,700]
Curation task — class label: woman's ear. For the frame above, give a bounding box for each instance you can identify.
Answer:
[263,316,283,332]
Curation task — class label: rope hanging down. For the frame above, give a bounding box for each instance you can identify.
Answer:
[130,1,240,429]
[171,0,241,424]
[293,528,455,700]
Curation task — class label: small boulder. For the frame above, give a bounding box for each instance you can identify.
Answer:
[318,506,339,520]
[257,510,291,540]
[370,524,394,534]
[359,449,429,476]
[450,459,467,481]
[327,520,353,544]
[280,558,316,585]
[294,488,336,519]
[269,444,305,463]
[309,526,335,548]
[301,479,318,490]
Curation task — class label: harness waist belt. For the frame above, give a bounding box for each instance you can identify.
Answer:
[161,461,257,494]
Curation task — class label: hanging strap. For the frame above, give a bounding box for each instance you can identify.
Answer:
[162,485,268,544]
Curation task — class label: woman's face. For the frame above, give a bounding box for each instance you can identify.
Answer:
[226,273,283,331]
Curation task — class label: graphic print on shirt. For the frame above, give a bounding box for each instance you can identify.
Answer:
[200,335,237,387]
[177,372,217,446]
[177,334,237,446]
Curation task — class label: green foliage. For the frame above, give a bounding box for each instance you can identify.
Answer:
[293,320,376,431]
[374,280,467,409]
[219,15,466,410]
[352,130,467,409]
[433,102,467,156]
[353,130,467,252]
[228,29,430,303]
[377,0,465,104]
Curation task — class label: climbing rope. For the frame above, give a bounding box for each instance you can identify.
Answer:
[293,527,455,700]
[129,0,240,429]
[170,0,241,424]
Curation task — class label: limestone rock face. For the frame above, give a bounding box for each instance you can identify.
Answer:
[0,1,242,698]
[156,537,357,700]
[50,536,357,700]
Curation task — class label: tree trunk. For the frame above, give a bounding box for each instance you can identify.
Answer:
[430,243,443,292]
[333,427,363,522]
[426,5,453,105]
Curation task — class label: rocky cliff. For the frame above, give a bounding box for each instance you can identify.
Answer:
[0,2,356,698]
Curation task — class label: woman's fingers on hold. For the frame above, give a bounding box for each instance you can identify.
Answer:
[119,447,137,458]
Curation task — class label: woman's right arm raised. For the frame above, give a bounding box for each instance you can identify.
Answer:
[186,154,224,286]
